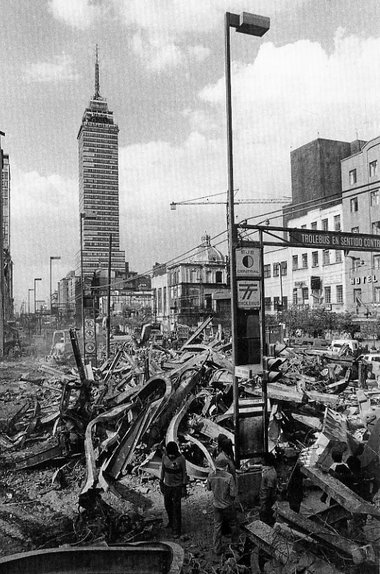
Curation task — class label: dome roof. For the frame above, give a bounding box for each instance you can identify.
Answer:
[190,234,225,263]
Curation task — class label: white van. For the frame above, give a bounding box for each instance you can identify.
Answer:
[328,339,359,355]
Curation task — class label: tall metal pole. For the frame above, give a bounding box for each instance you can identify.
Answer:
[279,262,284,309]
[34,278,41,314]
[259,229,268,453]
[106,233,112,359]
[225,12,240,464]
[80,213,85,358]
[28,289,33,315]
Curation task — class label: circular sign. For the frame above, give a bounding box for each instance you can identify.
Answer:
[242,254,254,268]
[85,319,94,328]
[85,341,96,354]
[85,329,95,339]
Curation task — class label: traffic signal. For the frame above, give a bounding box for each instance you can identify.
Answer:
[262,356,286,383]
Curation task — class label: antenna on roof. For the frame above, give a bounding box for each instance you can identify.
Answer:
[95,44,100,98]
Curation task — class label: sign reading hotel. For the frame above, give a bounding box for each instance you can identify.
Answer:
[237,280,261,309]
[288,228,380,252]
[236,247,261,277]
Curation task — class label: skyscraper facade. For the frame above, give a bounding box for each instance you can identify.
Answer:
[1,153,10,251]
[77,48,125,283]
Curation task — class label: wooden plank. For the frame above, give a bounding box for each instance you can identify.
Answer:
[301,466,380,517]
[276,502,369,563]
[292,413,322,430]
[244,520,296,565]
[196,417,234,443]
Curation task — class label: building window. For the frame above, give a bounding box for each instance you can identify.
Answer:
[293,289,298,305]
[372,221,380,235]
[351,226,359,233]
[292,255,298,270]
[350,197,358,212]
[335,250,342,263]
[323,250,330,265]
[371,190,380,206]
[334,215,341,231]
[273,263,280,277]
[373,255,380,270]
[369,160,378,177]
[264,297,271,310]
[336,285,343,304]
[349,169,357,185]
[274,297,281,310]
[374,287,380,303]
[302,287,309,301]
[311,221,317,230]
[282,296,288,310]
[312,251,319,267]
[215,271,223,283]
[322,218,328,231]
[280,261,287,276]
[324,286,331,304]
[351,257,362,270]
[302,253,308,268]
[264,264,271,278]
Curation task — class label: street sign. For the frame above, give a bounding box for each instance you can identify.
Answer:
[236,247,261,276]
[237,280,261,309]
[288,228,380,252]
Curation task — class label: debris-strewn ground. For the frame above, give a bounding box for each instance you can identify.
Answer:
[0,332,379,574]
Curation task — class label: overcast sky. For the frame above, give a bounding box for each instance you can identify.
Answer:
[1,0,380,311]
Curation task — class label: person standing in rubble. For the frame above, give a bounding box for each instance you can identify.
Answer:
[207,459,239,556]
[259,452,278,526]
[215,434,236,479]
[160,441,187,538]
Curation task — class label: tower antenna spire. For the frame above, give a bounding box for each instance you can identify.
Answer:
[95,44,100,98]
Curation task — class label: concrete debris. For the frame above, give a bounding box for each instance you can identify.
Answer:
[1,328,380,572]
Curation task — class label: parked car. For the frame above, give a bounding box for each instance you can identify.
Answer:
[328,339,359,355]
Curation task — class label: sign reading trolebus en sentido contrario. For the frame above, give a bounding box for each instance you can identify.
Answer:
[288,228,380,252]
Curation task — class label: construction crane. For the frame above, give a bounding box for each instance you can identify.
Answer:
[170,191,291,210]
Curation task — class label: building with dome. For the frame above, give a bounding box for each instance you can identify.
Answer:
[152,234,228,333]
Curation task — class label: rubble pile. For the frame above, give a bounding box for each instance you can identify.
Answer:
[0,327,379,572]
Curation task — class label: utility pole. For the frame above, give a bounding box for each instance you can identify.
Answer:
[106,233,112,359]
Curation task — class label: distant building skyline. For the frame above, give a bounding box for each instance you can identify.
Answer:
[77,47,125,282]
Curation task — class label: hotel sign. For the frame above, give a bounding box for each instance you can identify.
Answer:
[288,229,380,252]
[350,275,378,285]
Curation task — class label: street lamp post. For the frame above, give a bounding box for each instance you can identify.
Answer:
[225,11,270,464]
[34,278,42,314]
[50,256,61,314]
[28,288,34,315]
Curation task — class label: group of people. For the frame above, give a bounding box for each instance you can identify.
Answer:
[160,435,282,556]
[159,434,238,552]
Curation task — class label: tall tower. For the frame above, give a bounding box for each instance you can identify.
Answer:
[77,47,125,282]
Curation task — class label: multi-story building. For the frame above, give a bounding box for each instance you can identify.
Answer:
[77,48,125,282]
[1,154,10,251]
[341,135,380,319]
[284,138,363,223]
[57,271,77,325]
[152,235,228,332]
[1,152,13,320]
[263,137,368,322]
[264,203,346,314]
